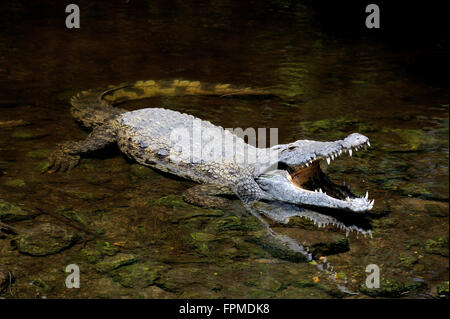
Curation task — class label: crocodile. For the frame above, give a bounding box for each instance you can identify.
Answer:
[49,80,374,212]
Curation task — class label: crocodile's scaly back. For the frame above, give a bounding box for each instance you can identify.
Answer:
[70,80,269,128]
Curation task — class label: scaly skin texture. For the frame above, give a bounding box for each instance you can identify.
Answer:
[49,80,374,212]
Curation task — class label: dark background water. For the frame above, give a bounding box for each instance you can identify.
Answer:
[0,0,448,299]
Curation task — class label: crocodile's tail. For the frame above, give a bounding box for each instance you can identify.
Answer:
[70,79,272,128]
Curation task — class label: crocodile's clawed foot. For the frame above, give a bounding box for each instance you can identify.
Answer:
[48,144,80,173]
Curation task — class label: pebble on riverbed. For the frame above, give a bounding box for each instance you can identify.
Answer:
[0,199,36,222]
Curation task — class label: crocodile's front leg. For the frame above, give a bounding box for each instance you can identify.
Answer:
[182,184,235,209]
[48,123,117,172]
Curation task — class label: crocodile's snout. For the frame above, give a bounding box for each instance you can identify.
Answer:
[260,134,374,212]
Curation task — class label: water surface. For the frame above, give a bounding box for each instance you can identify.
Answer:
[0,0,448,298]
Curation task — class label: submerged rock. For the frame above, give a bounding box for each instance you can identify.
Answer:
[110,261,169,288]
[129,164,156,181]
[0,199,35,222]
[437,281,449,298]
[190,232,216,242]
[77,241,120,264]
[398,254,419,269]
[407,237,449,257]
[35,161,50,173]
[424,203,448,217]
[360,278,426,297]
[63,189,111,201]
[26,149,52,159]
[11,128,49,140]
[380,128,441,152]
[3,179,26,188]
[423,237,449,257]
[0,119,29,128]
[56,209,89,228]
[94,253,139,273]
[84,175,113,186]
[78,247,103,264]
[11,223,78,256]
[100,241,120,256]
[157,266,203,292]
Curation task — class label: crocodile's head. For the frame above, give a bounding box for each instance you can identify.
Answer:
[256,133,374,212]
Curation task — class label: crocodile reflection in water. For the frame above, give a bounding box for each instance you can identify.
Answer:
[243,200,374,294]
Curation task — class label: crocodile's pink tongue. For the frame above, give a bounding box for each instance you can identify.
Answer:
[289,160,357,201]
[289,162,321,188]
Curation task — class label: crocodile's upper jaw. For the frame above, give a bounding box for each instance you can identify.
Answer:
[256,133,374,212]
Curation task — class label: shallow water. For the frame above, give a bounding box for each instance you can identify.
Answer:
[0,0,448,298]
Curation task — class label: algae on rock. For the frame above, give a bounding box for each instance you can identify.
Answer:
[12,223,78,256]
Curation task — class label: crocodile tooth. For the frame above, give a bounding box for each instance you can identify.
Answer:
[367,141,371,147]
[365,192,368,199]
[349,149,353,157]
[319,188,323,193]
[331,154,334,160]
[326,157,331,165]
[306,163,309,167]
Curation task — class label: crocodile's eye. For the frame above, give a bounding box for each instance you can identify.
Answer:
[288,146,297,151]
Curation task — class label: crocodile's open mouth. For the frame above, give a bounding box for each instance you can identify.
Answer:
[257,133,373,212]
[280,141,370,201]
[286,162,354,200]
